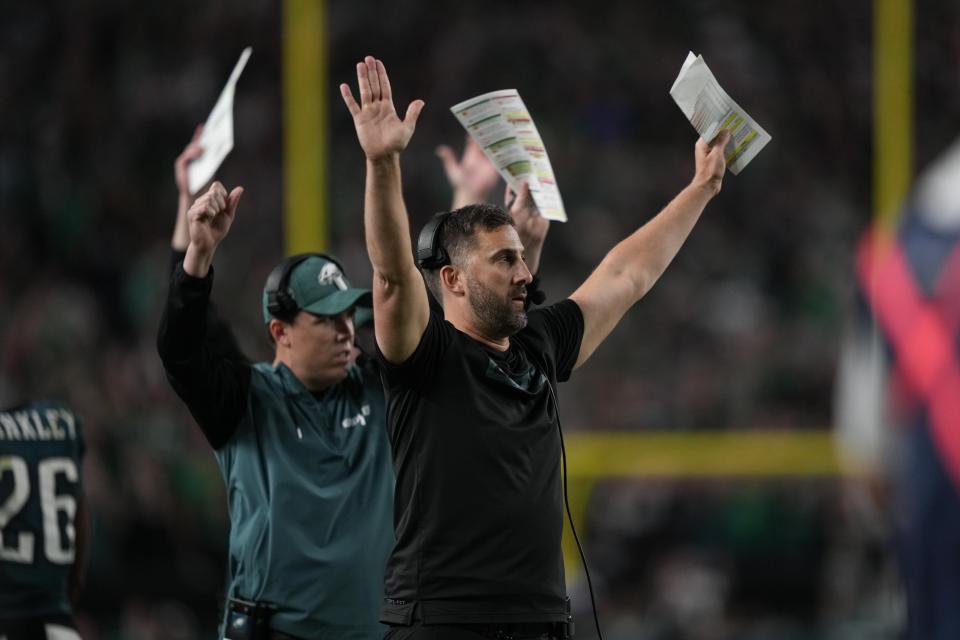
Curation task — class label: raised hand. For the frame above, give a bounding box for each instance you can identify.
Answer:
[183,181,243,277]
[172,124,206,251]
[175,124,205,200]
[693,129,731,195]
[340,56,424,161]
[506,181,549,274]
[436,136,501,208]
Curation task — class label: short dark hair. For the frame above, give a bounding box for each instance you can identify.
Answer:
[265,308,298,346]
[421,204,514,301]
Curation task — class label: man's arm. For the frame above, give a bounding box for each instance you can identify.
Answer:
[171,125,204,253]
[506,181,549,275]
[158,182,251,448]
[168,127,245,353]
[569,131,730,368]
[341,56,428,364]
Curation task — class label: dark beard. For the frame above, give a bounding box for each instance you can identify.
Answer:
[467,278,528,338]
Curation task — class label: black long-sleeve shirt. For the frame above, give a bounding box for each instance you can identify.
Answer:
[157,258,251,448]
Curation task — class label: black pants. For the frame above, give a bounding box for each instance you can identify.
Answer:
[385,622,564,640]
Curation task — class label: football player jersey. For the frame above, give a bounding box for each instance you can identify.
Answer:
[0,401,83,622]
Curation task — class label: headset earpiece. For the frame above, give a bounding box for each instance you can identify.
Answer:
[416,212,452,270]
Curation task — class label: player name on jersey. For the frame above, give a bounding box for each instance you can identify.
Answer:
[0,408,78,442]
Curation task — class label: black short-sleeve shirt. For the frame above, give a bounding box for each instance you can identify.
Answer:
[377,299,584,624]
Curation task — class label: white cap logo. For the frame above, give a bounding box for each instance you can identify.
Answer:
[318,262,348,291]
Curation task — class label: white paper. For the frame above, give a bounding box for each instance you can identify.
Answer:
[669,51,771,175]
[188,47,252,194]
[450,90,567,222]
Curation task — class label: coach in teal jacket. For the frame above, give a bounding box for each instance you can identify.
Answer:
[157,181,393,640]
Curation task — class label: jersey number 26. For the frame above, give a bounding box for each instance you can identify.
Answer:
[0,455,78,565]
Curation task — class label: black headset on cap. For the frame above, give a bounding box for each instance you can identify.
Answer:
[264,252,346,318]
[416,212,546,306]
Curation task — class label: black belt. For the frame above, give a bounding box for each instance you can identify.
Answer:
[392,599,575,639]
[223,596,311,640]
[429,621,572,640]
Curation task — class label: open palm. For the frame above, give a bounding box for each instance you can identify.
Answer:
[341,57,423,160]
[436,136,501,205]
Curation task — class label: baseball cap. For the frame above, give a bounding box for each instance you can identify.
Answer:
[262,256,372,323]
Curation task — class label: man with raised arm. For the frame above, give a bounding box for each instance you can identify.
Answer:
[341,56,729,639]
[158,164,394,638]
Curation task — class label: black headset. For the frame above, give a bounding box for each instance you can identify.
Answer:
[416,212,452,269]
[264,252,346,319]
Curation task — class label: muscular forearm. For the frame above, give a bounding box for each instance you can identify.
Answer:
[362,153,430,362]
[604,182,716,301]
[364,155,419,283]
[569,181,717,369]
[570,134,727,369]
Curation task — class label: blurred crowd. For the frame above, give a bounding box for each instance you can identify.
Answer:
[2,0,958,637]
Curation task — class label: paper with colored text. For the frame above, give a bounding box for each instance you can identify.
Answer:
[451,90,567,222]
[670,52,771,175]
